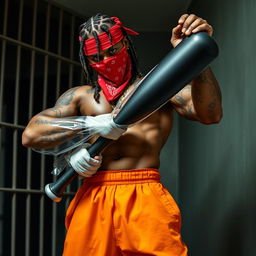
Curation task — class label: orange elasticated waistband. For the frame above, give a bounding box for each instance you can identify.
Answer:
[84,168,160,185]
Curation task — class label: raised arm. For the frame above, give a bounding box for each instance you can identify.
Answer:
[170,14,223,124]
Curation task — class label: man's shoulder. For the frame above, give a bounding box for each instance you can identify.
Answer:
[65,84,94,98]
[55,85,94,106]
[69,84,93,92]
[76,84,97,101]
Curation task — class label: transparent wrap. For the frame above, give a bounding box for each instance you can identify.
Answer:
[32,113,127,175]
[32,72,154,175]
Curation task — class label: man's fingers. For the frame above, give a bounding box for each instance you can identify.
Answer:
[94,155,102,161]
[178,14,189,24]
[88,156,102,166]
[191,24,213,36]
[184,18,204,35]
[181,14,197,33]
[171,14,213,47]
[172,24,182,35]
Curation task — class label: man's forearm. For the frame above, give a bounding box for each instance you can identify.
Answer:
[191,67,222,123]
[22,115,82,149]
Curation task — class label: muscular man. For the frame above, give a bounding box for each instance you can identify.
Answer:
[22,13,222,256]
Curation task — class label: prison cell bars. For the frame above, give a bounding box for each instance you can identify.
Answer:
[0,0,85,255]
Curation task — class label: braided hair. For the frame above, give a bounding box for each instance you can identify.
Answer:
[79,13,142,103]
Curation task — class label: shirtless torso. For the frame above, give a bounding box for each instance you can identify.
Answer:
[22,81,174,171]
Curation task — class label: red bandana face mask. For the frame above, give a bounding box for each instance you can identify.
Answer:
[89,46,132,101]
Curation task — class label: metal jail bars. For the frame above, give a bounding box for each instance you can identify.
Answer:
[0,0,85,255]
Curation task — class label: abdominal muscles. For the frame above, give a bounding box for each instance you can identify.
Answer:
[99,107,173,171]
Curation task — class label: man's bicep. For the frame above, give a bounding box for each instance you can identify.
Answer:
[170,84,191,108]
[39,87,80,118]
[37,106,74,119]
[170,84,199,121]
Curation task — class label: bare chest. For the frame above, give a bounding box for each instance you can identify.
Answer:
[79,88,174,154]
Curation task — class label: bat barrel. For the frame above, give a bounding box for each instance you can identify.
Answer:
[45,32,219,202]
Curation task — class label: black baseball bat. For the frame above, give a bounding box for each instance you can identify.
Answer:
[45,32,219,202]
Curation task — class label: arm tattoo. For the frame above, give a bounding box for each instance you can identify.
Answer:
[35,119,83,130]
[174,85,191,105]
[51,107,62,117]
[35,119,55,125]
[55,87,78,107]
[208,99,217,118]
[208,99,217,110]
[40,107,63,118]
[34,119,71,126]
[174,94,186,105]
[196,68,222,100]
[194,68,222,115]
[39,129,75,143]
[184,103,196,120]
[172,85,196,118]
[195,70,209,83]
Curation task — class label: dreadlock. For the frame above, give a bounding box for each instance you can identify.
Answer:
[79,13,142,103]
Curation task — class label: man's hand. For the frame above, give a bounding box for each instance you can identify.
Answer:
[170,14,213,48]
[66,146,102,178]
[84,113,127,140]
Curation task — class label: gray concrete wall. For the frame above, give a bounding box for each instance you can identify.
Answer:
[178,0,256,255]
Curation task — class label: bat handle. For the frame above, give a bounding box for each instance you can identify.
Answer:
[45,137,112,202]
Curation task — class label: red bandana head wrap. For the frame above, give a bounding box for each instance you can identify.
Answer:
[79,16,139,56]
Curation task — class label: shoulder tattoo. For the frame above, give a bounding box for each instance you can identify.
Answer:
[55,87,79,107]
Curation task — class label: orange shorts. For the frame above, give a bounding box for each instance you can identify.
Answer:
[63,169,188,256]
